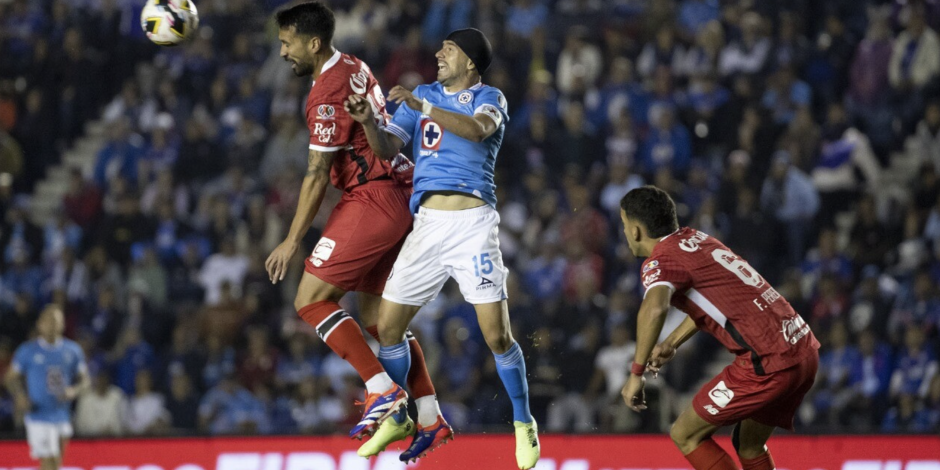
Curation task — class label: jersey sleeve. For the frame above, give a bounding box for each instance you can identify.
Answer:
[640,254,692,297]
[473,87,509,128]
[385,86,423,146]
[306,83,355,152]
[11,344,30,374]
[72,342,88,376]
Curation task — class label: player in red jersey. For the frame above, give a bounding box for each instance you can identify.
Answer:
[618,186,819,470]
[267,2,439,443]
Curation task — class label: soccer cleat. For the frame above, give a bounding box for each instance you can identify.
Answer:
[349,384,409,440]
[357,413,415,458]
[399,415,454,463]
[514,420,540,470]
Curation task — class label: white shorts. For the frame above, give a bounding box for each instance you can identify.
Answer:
[383,205,508,306]
[25,418,73,459]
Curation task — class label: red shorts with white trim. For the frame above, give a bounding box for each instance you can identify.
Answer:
[692,349,818,431]
[304,180,412,296]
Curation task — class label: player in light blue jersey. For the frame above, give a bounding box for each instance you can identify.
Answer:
[346,28,539,469]
[5,305,89,470]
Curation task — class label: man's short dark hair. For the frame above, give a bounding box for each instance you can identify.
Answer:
[619,186,679,238]
[275,1,335,45]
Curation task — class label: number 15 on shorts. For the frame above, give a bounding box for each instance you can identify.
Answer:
[473,253,494,277]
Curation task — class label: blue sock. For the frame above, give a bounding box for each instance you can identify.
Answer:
[494,342,533,423]
[378,341,411,423]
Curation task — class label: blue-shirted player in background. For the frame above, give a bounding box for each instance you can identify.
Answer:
[5,305,89,470]
[346,28,539,469]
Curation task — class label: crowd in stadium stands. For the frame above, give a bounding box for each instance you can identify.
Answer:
[1,0,939,436]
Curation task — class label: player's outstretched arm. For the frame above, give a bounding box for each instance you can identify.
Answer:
[387,85,497,143]
[266,149,335,283]
[344,94,404,160]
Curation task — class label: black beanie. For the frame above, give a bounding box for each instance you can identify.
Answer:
[445,28,493,75]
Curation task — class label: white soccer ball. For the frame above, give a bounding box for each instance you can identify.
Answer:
[140,0,199,46]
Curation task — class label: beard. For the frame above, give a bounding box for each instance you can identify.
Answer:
[289,58,314,77]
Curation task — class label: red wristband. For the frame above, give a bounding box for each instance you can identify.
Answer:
[631,362,646,376]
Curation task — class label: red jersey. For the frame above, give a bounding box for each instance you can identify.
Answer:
[305,50,414,190]
[641,227,819,375]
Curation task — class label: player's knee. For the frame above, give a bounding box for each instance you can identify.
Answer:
[483,330,513,354]
[377,317,407,346]
[669,423,694,452]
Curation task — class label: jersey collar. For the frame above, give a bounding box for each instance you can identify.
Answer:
[442,81,483,96]
[659,229,680,241]
[38,337,63,349]
[312,49,343,86]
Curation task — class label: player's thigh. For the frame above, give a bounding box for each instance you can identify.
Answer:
[690,363,790,430]
[358,293,381,327]
[441,207,508,305]
[473,300,513,354]
[382,215,449,308]
[670,406,721,455]
[733,419,775,459]
[294,271,347,309]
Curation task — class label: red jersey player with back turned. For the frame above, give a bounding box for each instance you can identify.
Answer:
[618,186,819,470]
[266,2,439,447]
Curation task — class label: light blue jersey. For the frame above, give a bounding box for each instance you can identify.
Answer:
[11,338,86,423]
[385,82,509,213]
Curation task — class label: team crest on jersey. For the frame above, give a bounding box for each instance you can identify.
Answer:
[421,119,443,151]
[350,70,368,94]
[643,260,659,273]
[458,91,472,104]
[317,104,335,120]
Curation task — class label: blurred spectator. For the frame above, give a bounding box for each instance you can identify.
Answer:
[556,26,603,97]
[889,11,940,94]
[639,105,692,174]
[197,238,249,305]
[761,151,820,267]
[166,373,199,432]
[289,377,345,434]
[637,26,685,79]
[811,321,861,426]
[199,373,269,435]
[123,370,170,435]
[74,373,126,437]
[62,169,103,230]
[719,12,770,76]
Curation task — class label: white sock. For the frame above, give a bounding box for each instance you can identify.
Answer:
[365,372,394,394]
[416,395,442,427]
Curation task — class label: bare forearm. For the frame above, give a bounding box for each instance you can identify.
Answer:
[664,317,699,349]
[286,175,330,243]
[4,373,26,399]
[361,119,401,160]
[427,106,489,142]
[634,304,669,366]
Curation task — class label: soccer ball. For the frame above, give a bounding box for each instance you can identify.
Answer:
[140,0,199,46]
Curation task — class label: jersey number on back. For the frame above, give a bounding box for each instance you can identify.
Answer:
[711,249,764,288]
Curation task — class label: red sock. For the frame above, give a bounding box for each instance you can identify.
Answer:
[740,449,775,470]
[685,439,739,470]
[365,326,437,399]
[299,301,384,383]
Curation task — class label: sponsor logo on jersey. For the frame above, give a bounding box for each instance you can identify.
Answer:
[313,123,336,143]
[343,57,355,65]
[708,381,734,408]
[350,70,368,94]
[678,230,710,252]
[421,119,443,151]
[476,277,495,290]
[703,404,719,415]
[642,269,661,288]
[310,237,336,267]
[781,315,811,345]
[643,260,659,273]
[317,104,335,120]
[458,91,472,104]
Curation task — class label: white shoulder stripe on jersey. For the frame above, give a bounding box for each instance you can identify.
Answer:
[685,288,728,328]
[309,143,342,152]
[643,281,675,298]
[384,123,412,145]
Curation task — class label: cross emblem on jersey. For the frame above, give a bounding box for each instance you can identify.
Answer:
[425,125,440,145]
[421,119,443,150]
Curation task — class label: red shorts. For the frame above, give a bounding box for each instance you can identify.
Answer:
[304,180,412,295]
[692,349,818,431]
